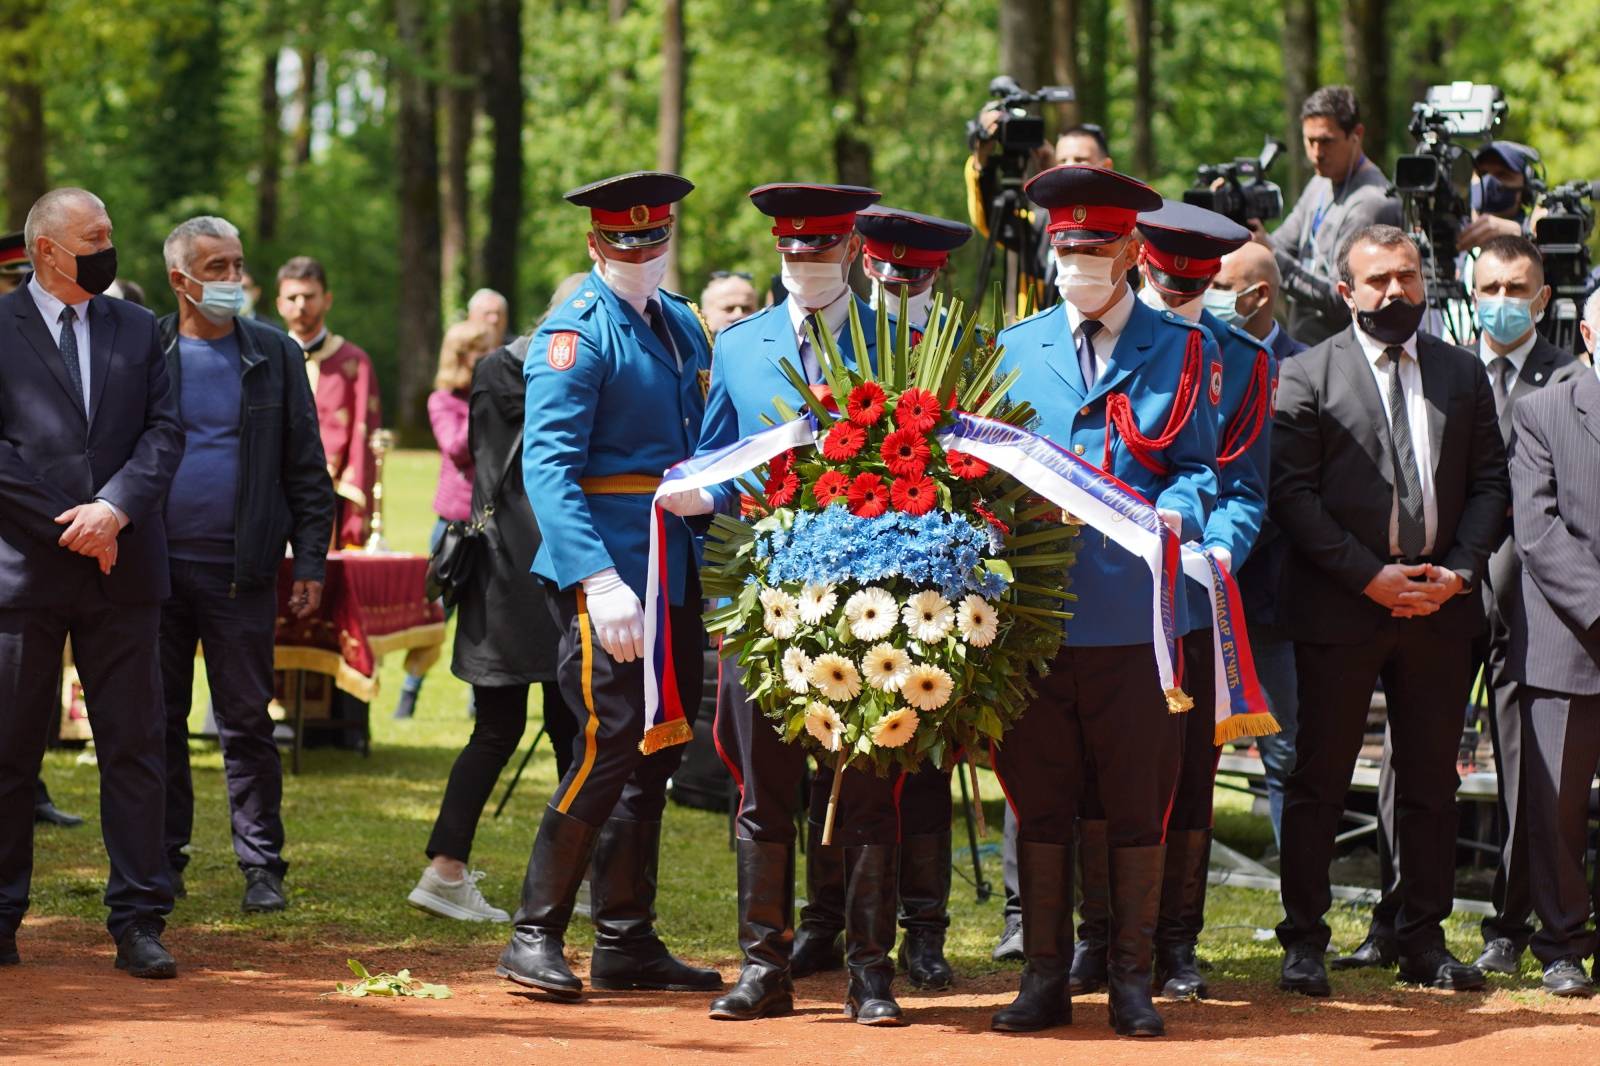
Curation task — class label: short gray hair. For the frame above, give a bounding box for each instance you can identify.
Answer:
[467,287,507,311]
[22,188,106,263]
[163,215,241,273]
[1583,287,1600,335]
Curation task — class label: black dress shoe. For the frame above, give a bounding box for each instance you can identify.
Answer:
[1396,947,1486,990]
[1542,958,1593,998]
[242,868,287,913]
[0,930,18,966]
[1329,930,1398,971]
[34,802,85,828]
[709,969,794,1020]
[1474,937,1521,975]
[115,924,177,979]
[992,914,1024,962]
[1279,943,1330,997]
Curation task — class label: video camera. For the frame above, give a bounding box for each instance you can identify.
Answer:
[967,76,1077,174]
[1535,179,1600,352]
[1183,137,1286,226]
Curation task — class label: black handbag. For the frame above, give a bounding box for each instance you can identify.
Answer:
[426,434,522,608]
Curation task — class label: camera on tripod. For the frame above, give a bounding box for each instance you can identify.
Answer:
[1535,179,1600,352]
[967,76,1077,178]
[1183,137,1286,226]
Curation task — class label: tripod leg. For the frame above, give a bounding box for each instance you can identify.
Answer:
[957,758,990,902]
[492,723,546,819]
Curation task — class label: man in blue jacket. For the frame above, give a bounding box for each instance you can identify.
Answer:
[499,171,720,1002]
[988,166,1219,1038]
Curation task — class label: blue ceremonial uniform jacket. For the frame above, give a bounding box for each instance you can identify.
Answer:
[1182,309,1277,631]
[697,294,881,510]
[997,296,1219,646]
[522,268,711,605]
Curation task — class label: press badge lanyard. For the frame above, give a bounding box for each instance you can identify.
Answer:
[1301,153,1368,264]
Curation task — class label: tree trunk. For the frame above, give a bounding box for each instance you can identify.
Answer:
[656,0,686,292]
[294,47,317,165]
[0,0,48,229]
[999,0,1051,94]
[441,0,479,314]
[827,0,872,188]
[481,0,524,331]
[1341,0,1389,162]
[1280,0,1318,197]
[1078,0,1109,125]
[258,38,284,244]
[1050,0,1081,128]
[1123,0,1154,177]
[394,0,443,435]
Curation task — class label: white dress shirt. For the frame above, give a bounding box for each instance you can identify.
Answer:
[1478,329,1537,402]
[787,289,854,381]
[1353,326,1436,556]
[28,274,91,411]
[1063,283,1135,384]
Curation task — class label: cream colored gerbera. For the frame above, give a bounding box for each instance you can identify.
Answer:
[902,663,954,711]
[902,590,954,642]
[860,643,913,692]
[870,706,919,749]
[804,701,845,751]
[808,653,863,702]
[798,583,839,625]
[781,647,813,693]
[843,587,897,641]
[957,595,1000,647]
[761,587,800,639]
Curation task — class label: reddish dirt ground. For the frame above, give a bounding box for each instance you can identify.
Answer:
[5,917,1600,1065]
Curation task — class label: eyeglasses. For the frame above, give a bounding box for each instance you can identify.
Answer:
[709,270,754,281]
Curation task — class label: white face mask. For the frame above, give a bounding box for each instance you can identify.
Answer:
[869,281,934,328]
[1054,250,1123,312]
[598,251,670,305]
[781,256,850,311]
[1137,279,1205,322]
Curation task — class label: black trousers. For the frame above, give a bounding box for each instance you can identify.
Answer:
[1277,625,1472,954]
[1523,687,1600,965]
[994,643,1182,848]
[160,559,284,876]
[897,760,953,837]
[713,663,900,847]
[1168,633,1221,832]
[0,595,171,940]
[544,583,703,827]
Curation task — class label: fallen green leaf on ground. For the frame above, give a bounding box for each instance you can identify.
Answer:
[330,958,452,999]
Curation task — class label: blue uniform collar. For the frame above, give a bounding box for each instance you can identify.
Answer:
[587,266,683,374]
[759,294,878,376]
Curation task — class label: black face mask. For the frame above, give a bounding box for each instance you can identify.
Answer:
[51,241,118,296]
[1355,296,1426,345]
[1471,175,1524,218]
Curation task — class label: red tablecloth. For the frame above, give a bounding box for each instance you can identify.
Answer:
[274,551,446,701]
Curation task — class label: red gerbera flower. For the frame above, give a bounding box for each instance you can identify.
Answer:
[813,469,851,505]
[822,421,867,461]
[766,469,800,508]
[945,450,989,480]
[891,474,938,516]
[973,503,1010,535]
[846,381,888,426]
[881,427,931,478]
[767,449,793,483]
[848,472,890,518]
[894,387,941,433]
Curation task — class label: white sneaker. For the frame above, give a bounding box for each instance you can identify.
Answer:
[406,867,511,922]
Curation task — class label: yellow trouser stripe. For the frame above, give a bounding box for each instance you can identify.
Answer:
[556,589,601,815]
[579,474,663,494]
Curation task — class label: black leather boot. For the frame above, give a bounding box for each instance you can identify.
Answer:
[791,818,845,978]
[991,839,1073,1033]
[843,843,906,1026]
[497,805,600,1000]
[1107,844,1166,1037]
[588,817,722,991]
[1153,829,1210,999]
[1068,819,1109,995]
[897,832,954,990]
[709,839,796,1021]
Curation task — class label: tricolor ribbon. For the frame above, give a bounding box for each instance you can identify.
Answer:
[1179,546,1280,746]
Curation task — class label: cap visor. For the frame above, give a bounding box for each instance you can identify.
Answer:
[865,259,936,284]
[597,225,672,249]
[1049,228,1123,248]
[1145,266,1213,296]
[776,233,846,253]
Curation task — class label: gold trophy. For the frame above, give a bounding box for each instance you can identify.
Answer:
[364,428,397,553]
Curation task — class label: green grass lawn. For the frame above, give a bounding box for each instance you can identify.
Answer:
[31,450,1494,986]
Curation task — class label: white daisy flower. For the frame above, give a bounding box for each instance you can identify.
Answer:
[861,643,913,692]
[843,587,897,641]
[902,663,954,711]
[798,583,839,625]
[870,706,919,749]
[807,653,863,702]
[804,702,845,751]
[957,595,1000,647]
[781,647,813,693]
[902,590,955,642]
[761,587,799,640]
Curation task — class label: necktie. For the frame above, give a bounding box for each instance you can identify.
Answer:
[57,307,86,414]
[797,327,822,383]
[1384,346,1426,559]
[1076,319,1103,388]
[1488,355,1512,416]
[645,299,680,370]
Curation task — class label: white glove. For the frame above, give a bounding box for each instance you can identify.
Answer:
[581,567,645,663]
[659,487,715,517]
[1156,508,1184,537]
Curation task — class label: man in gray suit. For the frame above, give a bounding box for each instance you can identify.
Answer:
[1508,362,1600,997]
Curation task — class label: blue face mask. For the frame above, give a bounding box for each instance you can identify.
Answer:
[1202,286,1244,326]
[181,271,247,325]
[1477,295,1538,345]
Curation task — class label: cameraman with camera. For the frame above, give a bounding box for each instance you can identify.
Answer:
[1459,142,1541,251]
[1252,86,1400,345]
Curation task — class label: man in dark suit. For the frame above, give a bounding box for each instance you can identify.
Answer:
[1509,364,1600,996]
[0,188,185,976]
[1270,224,1509,996]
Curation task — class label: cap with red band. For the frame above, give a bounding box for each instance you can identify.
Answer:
[0,231,27,275]
[1024,164,1162,248]
[1135,199,1249,295]
[749,183,881,252]
[565,171,693,249]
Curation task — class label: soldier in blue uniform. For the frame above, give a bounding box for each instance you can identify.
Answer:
[659,183,910,1026]
[791,206,972,993]
[988,166,1219,1038]
[497,171,721,1001]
